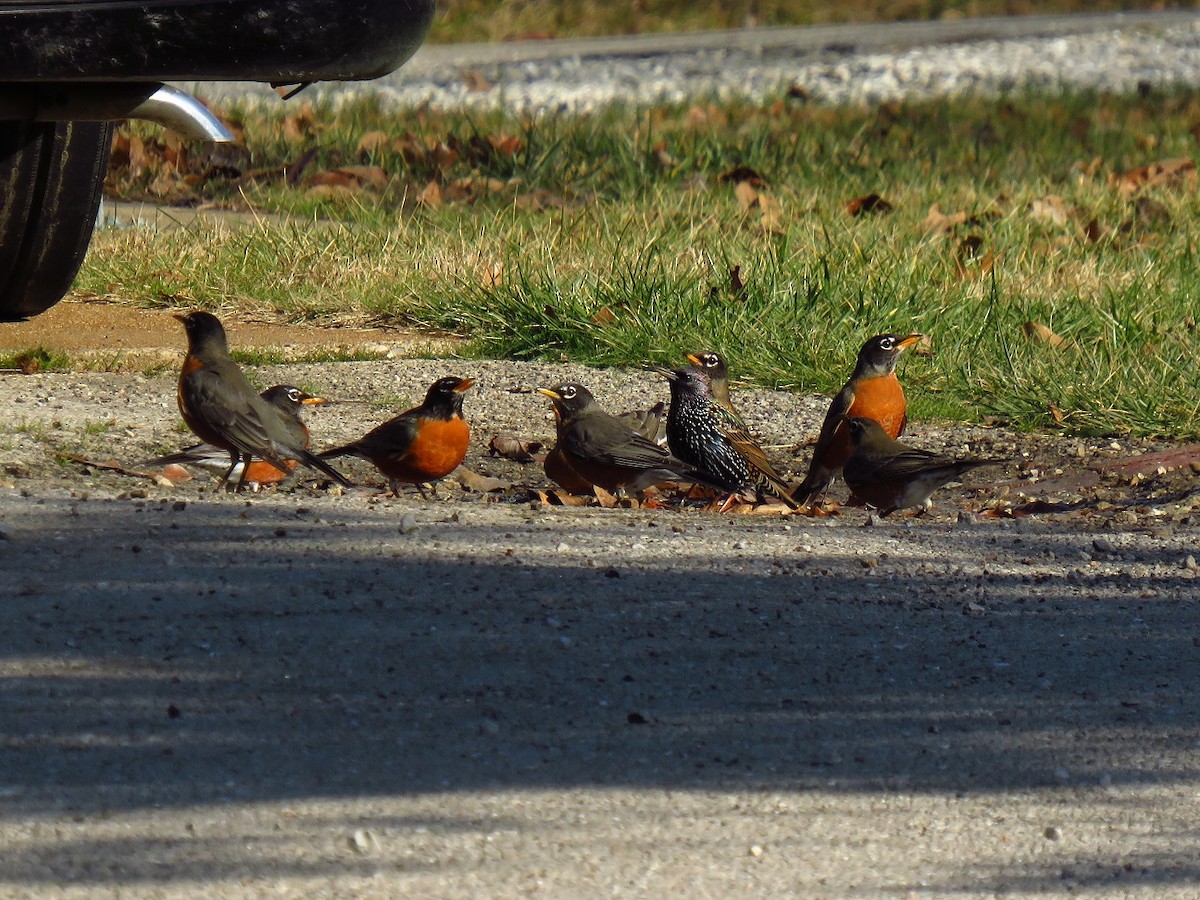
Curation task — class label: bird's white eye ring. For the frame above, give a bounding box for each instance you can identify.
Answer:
[287,388,302,403]
[879,337,895,350]
[562,385,577,399]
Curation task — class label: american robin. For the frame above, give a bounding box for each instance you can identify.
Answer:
[545,399,666,494]
[659,366,797,508]
[686,351,743,427]
[146,385,328,487]
[174,311,352,492]
[616,400,667,447]
[842,416,1003,516]
[320,375,474,496]
[793,332,923,508]
[537,383,708,495]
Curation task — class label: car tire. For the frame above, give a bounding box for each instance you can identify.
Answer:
[0,120,114,321]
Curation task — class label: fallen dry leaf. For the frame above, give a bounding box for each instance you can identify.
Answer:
[454,468,511,493]
[488,434,544,463]
[923,203,969,233]
[733,180,759,211]
[1026,195,1070,226]
[1110,157,1196,194]
[1023,321,1071,350]
[846,193,893,216]
[590,307,618,327]
[718,165,766,186]
[418,180,443,209]
[356,130,390,157]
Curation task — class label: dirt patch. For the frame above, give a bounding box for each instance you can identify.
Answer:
[0,298,460,368]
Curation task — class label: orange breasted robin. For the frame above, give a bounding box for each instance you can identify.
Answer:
[659,366,797,508]
[538,383,711,495]
[320,376,474,496]
[793,332,923,508]
[174,311,352,492]
[842,416,1003,516]
[147,385,328,487]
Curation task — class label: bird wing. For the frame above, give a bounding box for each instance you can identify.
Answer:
[565,414,674,469]
[182,368,280,458]
[334,413,422,464]
[811,383,855,460]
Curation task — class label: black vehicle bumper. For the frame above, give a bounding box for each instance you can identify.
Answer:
[0,0,435,83]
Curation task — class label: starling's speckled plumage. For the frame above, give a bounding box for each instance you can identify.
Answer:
[661,367,797,508]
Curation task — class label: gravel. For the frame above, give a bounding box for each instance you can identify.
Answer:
[193,12,1200,114]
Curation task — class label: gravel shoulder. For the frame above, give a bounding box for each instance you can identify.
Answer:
[2,325,1200,896]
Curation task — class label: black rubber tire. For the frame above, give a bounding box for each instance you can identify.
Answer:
[0,120,114,321]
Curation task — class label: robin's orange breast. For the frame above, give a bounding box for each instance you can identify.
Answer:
[824,374,907,472]
[383,417,469,482]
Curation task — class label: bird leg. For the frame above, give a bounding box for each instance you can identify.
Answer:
[216,452,241,492]
[234,452,254,493]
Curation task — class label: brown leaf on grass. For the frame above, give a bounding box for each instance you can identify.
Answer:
[481,261,504,287]
[282,104,318,144]
[356,131,390,157]
[514,188,567,211]
[718,165,765,187]
[1110,157,1196,194]
[729,265,746,301]
[488,134,523,157]
[757,193,785,234]
[309,165,387,190]
[1026,195,1070,225]
[1048,402,1066,425]
[590,307,618,327]
[487,434,544,463]
[1070,157,1104,181]
[923,203,969,233]
[305,184,359,202]
[846,193,893,216]
[686,105,728,130]
[1023,321,1071,350]
[1082,217,1108,243]
[733,180,759,210]
[418,180,443,209]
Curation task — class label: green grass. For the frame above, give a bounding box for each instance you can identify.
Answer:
[83,87,1200,438]
[0,347,73,373]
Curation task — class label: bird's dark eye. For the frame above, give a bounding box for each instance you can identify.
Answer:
[561,385,577,399]
[704,354,719,368]
[287,389,301,402]
[879,337,895,351]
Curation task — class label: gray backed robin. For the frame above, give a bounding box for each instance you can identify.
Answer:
[538,383,710,495]
[174,311,351,492]
[321,376,473,496]
[793,332,923,508]
[842,416,1003,516]
[544,399,667,495]
[147,385,328,487]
